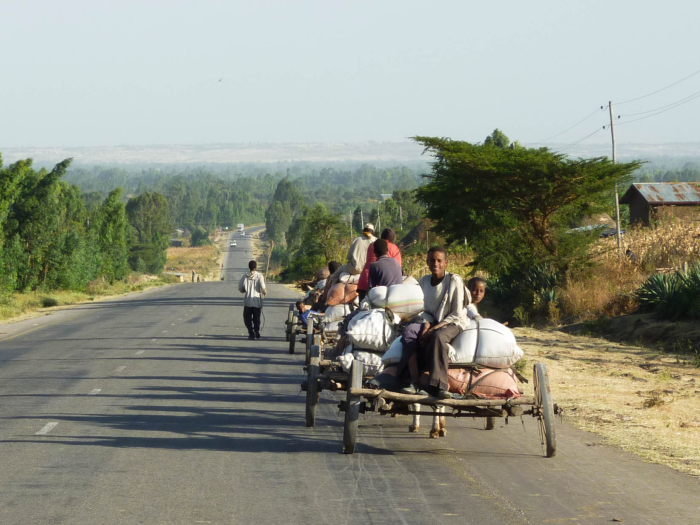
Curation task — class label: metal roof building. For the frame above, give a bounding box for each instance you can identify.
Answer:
[619,182,700,225]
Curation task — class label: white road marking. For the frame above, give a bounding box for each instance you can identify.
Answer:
[135,350,145,355]
[115,366,126,372]
[151,338,157,342]
[88,389,101,396]
[35,422,59,435]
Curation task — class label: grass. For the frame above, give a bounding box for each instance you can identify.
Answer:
[165,243,220,280]
[0,273,181,322]
[516,326,700,477]
[558,217,700,323]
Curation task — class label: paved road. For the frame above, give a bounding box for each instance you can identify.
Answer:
[1,227,699,524]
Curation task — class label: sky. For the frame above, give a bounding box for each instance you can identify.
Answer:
[2,0,700,149]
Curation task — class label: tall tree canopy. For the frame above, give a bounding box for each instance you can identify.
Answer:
[126,192,171,273]
[413,136,642,277]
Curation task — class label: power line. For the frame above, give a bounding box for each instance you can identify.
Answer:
[553,126,605,154]
[617,90,700,126]
[619,87,700,117]
[617,65,700,106]
[530,106,607,144]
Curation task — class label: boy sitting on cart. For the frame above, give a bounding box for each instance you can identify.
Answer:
[295,301,323,328]
[397,246,473,399]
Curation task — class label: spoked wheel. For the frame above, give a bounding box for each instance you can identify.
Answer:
[343,361,363,454]
[288,314,298,355]
[534,362,556,458]
[306,345,320,427]
[485,417,496,430]
[286,304,294,342]
[305,317,314,366]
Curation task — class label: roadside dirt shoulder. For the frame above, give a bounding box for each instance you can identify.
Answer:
[516,327,700,477]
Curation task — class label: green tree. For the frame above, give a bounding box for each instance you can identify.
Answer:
[95,188,130,282]
[126,192,172,273]
[484,129,511,148]
[413,136,641,278]
[272,178,305,215]
[265,201,292,245]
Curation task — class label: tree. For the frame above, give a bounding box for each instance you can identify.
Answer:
[352,206,363,233]
[413,136,642,278]
[265,201,292,245]
[126,192,172,273]
[484,129,510,148]
[272,178,305,215]
[95,188,130,282]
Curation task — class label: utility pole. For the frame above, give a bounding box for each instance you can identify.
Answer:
[609,101,622,254]
[399,206,403,231]
[377,208,381,231]
[360,210,364,230]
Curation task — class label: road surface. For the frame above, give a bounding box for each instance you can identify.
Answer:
[0,226,698,524]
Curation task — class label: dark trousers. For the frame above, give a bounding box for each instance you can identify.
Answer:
[243,306,261,335]
[400,322,462,391]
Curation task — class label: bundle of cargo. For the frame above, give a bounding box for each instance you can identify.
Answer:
[337,308,404,376]
[338,272,361,285]
[325,282,359,306]
[366,283,424,321]
[380,318,524,398]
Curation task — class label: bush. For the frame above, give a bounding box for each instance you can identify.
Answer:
[41,296,59,308]
[636,263,700,320]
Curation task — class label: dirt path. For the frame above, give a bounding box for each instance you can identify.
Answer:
[515,326,700,476]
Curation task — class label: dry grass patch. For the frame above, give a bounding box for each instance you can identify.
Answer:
[515,327,700,476]
[166,244,220,279]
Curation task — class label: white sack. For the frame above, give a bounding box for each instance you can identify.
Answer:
[347,273,360,285]
[402,276,419,285]
[384,284,424,321]
[324,304,352,323]
[449,318,524,368]
[367,286,388,307]
[345,309,397,352]
[337,348,384,376]
[338,272,351,284]
[382,337,404,366]
[323,321,341,332]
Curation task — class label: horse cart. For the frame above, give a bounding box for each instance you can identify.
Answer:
[301,339,557,458]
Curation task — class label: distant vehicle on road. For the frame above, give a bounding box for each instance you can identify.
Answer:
[237,223,245,232]
[240,231,245,236]
[230,240,237,247]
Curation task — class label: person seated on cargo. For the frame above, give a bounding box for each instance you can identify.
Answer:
[345,223,376,276]
[398,246,469,399]
[296,301,322,328]
[316,261,342,309]
[368,239,403,289]
[466,277,486,319]
[357,228,402,300]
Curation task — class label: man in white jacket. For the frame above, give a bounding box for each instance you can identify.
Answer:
[238,260,267,340]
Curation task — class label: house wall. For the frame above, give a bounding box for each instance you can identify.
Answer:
[652,205,700,223]
[629,197,650,226]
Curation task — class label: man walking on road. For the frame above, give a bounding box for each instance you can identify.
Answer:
[238,260,267,339]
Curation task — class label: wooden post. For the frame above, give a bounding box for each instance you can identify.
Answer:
[609,101,622,255]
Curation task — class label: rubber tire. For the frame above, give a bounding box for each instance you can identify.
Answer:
[485,416,496,430]
[343,361,363,454]
[286,305,294,342]
[305,317,314,366]
[288,313,298,355]
[306,345,320,427]
[534,362,556,458]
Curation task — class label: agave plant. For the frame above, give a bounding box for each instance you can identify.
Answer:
[636,272,680,315]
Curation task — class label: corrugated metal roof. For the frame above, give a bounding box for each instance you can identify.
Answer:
[620,182,700,205]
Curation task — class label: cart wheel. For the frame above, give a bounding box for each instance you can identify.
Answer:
[534,362,556,458]
[288,314,298,355]
[305,317,314,365]
[286,305,294,342]
[306,345,320,427]
[485,416,496,430]
[343,361,363,454]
